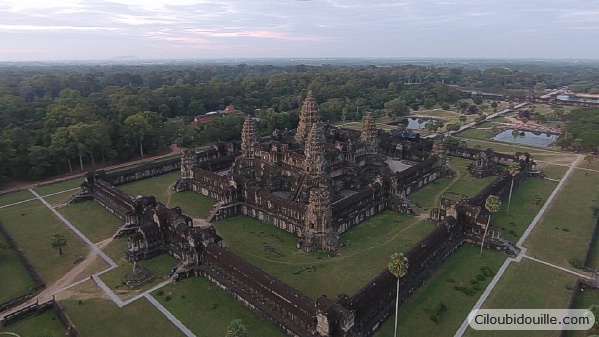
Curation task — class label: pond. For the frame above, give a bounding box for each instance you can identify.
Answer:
[406,118,435,129]
[491,129,559,147]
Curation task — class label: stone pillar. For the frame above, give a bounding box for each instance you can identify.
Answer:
[432,139,448,167]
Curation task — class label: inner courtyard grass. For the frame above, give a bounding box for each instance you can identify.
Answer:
[526,170,599,270]
[99,252,177,300]
[0,233,36,303]
[465,259,577,337]
[33,178,84,195]
[444,157,497,201]
[119,171,216,219]
[0,201,90,284]
[155,277,284,337]
[214,212,436,298]
[374,245,507,337]
[58,200,122,243]
[0,308,66,336]
[61,296,186,337]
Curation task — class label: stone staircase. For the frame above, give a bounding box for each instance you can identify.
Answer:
[206,201,224,223]
[291,173,308,202]
[497,237,520,256]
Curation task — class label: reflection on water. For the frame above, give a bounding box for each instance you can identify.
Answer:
[491,129,559,147]
[407,118,433,129]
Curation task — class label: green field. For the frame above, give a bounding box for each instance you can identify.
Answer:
[155,277,284,337]
[491,177,558,241]
[0,190,35,208]
[526,170,599,270]
[119,172,216,219]
[0,308,66,336]
[34,178,84,196]
[0,233,36,303]
[62,296,186,337]
[465,259,577,337]
[0,201,91,284]
[375,246,507,337]
[568,288,599,337]
[444,157,498,201]
[58,201,122,243]
[214,213,436,298]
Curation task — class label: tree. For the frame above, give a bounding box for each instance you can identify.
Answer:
[388,253,409,337]
[511,129,520,152]
[384,98,408,119]
[458,115,467,125]
[588,305,599,331]
[507,163,520,213]
[51,234,67,255]
[123,111,162,158]
[481,195,501,257]
[226,319,247,337]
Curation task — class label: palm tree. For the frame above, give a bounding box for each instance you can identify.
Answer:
[511,129,520,152]
[388,253,409,337]
[225,319,247,337]
[480,195,501,257]
[507,163,520,213]
[51,234,68,255]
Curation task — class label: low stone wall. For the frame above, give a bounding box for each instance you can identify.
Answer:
[0,299,81,337]
[0,221,45,313]
[583,215,599,269]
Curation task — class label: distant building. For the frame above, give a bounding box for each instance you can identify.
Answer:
[192,105,243,126]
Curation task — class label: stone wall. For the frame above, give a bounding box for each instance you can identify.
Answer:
[396,157,440,196]
[583,215,599,269]
[0,299,81,337]
[107,157,180,186]
[333,185,387,235]
[202,244,318,337]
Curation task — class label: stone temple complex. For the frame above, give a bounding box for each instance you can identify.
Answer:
[174,91,445,252]
[71,90,542,337]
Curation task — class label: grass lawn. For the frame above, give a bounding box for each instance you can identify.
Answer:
[118,172,217,219]
[34,178,84,196]
[0,201,90,284]
[155,277,284,337]
[456,138,562,156]
[374,246,507,337]
[465,259,577,337]
[0,309,66,336]
[102,237,128,262]
[61,296,186,337]
[457,122,502,141]
[444,158,497,201]
[42,189,80,207]
[537,163,570,180]
[0,233,36,303]
[214,212,436,298]
[526,170,599,270]
[408,177,452,210]
[491,177,558,242]
[0,190,35,208]
[99,253,177,300]
[58,201,122,243]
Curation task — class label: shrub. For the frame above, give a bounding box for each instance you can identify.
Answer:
[483,269,495,277]
[562,228,570,232]
[165,295,172,302]
[476,274,486,281]
[429,302,448,323]
[470,278,478,285]
[568,259,583,269]
[210,303,218,310]
[156,290,164,296]
[445,278,456,283]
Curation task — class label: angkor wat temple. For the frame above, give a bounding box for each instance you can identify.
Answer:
[74,91,539,337]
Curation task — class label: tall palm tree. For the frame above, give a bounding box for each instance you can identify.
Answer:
[507,163,520,213]
[480,195,501,257]
[388,253,409,337]
[511,129,520,152]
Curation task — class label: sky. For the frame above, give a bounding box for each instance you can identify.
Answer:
[0,0,598,61]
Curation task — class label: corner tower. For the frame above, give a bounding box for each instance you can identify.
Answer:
[304,122,326,177]
[240,115,258,158]
[299,188,342,252]
[295,91,320,144]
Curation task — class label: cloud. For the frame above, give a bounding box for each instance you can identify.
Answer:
[0,23,117,31]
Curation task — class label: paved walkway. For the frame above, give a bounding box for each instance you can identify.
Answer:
[453,154,583,337]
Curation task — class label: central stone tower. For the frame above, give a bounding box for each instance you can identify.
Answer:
[360,112,379,154]
[294,91,320,144]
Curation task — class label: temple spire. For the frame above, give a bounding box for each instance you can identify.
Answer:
[295,91,320,144]
[240,114,257,158]
[360,112,378,153]
[304,122,326,176]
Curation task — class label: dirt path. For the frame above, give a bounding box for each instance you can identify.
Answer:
[0,145,181,197]
[0,239,113,319]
